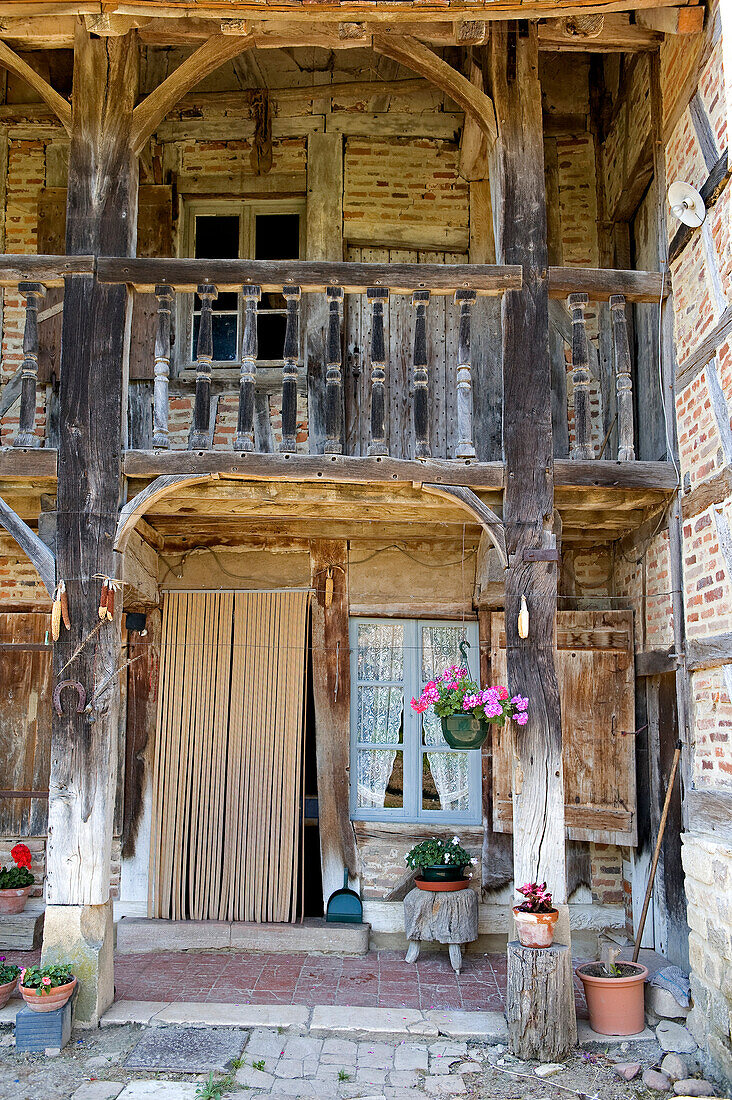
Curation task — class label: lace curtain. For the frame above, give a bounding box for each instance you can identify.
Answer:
[355,624,404,809]
[421,625,471,812]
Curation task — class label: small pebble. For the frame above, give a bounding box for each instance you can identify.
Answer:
[661,1054,689,1081]
[672,1080,715,1097]
[535,1064,564,1077]
[613,1062,641,1081]
[643,1068,673,1092]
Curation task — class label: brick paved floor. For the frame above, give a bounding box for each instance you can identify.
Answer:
[111,950,589,1016]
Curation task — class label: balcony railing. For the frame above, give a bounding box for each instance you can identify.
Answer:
[0,255,668,464]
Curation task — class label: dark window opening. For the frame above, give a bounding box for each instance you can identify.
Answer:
[193,215,240,362]
[256,213,301,361]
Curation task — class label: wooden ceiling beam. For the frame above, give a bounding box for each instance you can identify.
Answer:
[0,36,71,130]
[637,6,704,34]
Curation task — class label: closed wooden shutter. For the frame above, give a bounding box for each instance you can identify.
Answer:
[36,185,173,383]
[491,610,636,846]
[0,613,52,836]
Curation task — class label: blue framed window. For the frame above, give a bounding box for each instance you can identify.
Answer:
[349,618,481,825]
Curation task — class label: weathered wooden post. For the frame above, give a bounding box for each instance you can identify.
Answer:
[489,23,576,1060]
[235,285,261,452]
[367,287,389,456]
[412,290,431,458]
[13,281,45,448]
[152,284,173,450]
[44,21,139,1026]
[610,293,635,461]
[189,284,217,449]
[454,288,477,459]
[569,292,593,460]
[324,286,344,454]
[280,285,301,453]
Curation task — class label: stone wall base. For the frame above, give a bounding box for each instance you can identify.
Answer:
[41,901,114,1027]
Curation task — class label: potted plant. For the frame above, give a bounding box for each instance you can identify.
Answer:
[576,959,649,1035]
[411,666,528,750]
[0,843,35,914]
[19,963,77,1014]
[513,881,559,948]
[406,837,477,887]
[0,959,20,1009]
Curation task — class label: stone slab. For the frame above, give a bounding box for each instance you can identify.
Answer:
[15,1001,72,1053]
[71,1083,125,1100]
[116,919,231,954]
[101,1001,171,1026]
[150,1002,309,1031]
[125,1025,245,1072]
[117,1083,199,1100]
[425,1011,508,1041]
[577,1021,657,1044]
[116,917,369,955]
[311,1006,426,1038]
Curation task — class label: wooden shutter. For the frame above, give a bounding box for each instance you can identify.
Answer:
[36,185,173,383]
[0,613,52,836]
[491,610,636,845]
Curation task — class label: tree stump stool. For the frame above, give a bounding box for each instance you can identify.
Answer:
[506,940,577,1061]
[403,887,478,973]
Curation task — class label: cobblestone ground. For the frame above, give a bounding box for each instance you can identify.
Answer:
[0,1022,670,1100]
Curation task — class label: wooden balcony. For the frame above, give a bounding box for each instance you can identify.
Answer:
[0,254,675,546]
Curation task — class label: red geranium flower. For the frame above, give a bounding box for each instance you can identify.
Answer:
[11,843,32,870]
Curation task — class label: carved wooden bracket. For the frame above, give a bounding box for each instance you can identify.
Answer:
[421,483,507,569]
[0,493,56,597]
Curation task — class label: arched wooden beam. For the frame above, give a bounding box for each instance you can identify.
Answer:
[371,34,496,147]
[115,473,215,552]
[130,34,255,153]
[0,494,56,597]
[0,39,72,132]
[422,483,507,568]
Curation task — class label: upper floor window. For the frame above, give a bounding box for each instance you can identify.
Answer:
[180,199,305,370]
[349,618,481,825]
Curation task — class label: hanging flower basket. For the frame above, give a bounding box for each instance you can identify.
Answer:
[411,666,529,751]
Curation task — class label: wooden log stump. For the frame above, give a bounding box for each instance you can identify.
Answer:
[403,887,478,973]
[506,940,577,1061]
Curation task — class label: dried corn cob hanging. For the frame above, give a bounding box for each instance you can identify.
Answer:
[105,581,115,621]
[325,567,334,609]
[59,579,70,630]
[98,577,110,621]
[51,585,62,641]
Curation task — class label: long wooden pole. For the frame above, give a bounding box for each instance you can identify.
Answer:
[632,740,683,963]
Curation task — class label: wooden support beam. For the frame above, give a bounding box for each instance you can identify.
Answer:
[310,539,358,908]
[637,6,705,35]
[130,33,255,154]
[422,484,506,567]
[539,13,662,51]
[685,788,732,846]
[0,493,55,596]
[372,33,496,147]
[489,22,576,1059]
[686,633,732,672]
[0,38,71,131]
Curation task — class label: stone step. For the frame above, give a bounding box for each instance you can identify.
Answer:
[116,917,370,955]
[0,905,44,950]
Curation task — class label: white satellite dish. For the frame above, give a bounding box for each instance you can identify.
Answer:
[667,181,706,228]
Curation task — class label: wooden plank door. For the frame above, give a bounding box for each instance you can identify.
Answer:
[491,610,637,845]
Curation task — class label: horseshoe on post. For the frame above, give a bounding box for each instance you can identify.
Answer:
[52,679,87,717]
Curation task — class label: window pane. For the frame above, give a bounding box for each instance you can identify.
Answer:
[357,623,404,682]
[255,213,300,260]
[193,314,237,362]
[357,749,403,809]
[257,313,287,361]
[422,752,470,812]
[195,215,239,259]
[357,686,403,745]
[421,624,471,682]
[422,709,448,748]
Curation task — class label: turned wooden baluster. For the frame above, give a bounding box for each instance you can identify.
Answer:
[152,284,174,449]
[412,290,431,458]
[280,285,301,453]
[235,285,261,452]
[367,287,389,456]
[455,288,477,459]
[189,283,217,450]
[13,281,45,448]
[569,291,593,460]
[325,286,344,454]
[610,293,635,461]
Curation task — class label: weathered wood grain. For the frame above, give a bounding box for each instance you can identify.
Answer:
[0,38,72,131]
[507,942,576,1061]
[0,254,94,285]
[310,539,357,908]
[0,494,56,596]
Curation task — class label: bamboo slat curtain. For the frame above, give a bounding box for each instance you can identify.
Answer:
[150,590,310,921]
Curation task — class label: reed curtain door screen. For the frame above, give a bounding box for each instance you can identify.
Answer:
[150,589,311,922]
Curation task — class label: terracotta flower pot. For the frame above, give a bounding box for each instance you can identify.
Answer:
[19,977,76,1014]
[513,906,558,948]
[0,885,32,915]
[0,976,18,1009]
[576,962,649,1035]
